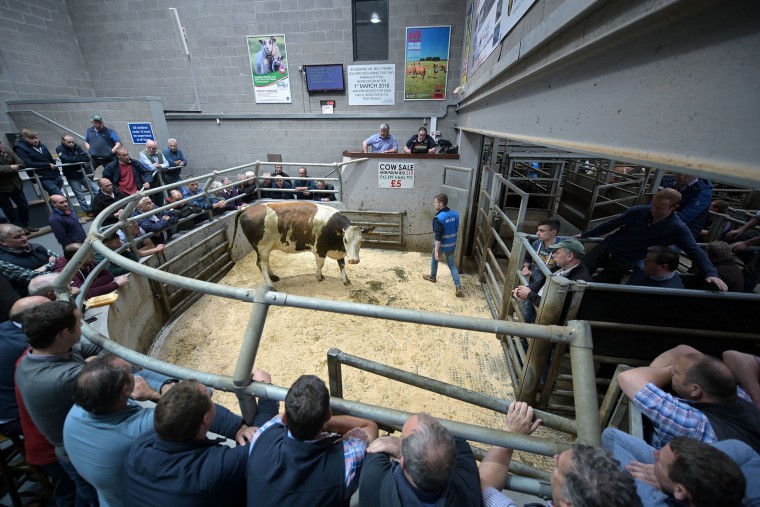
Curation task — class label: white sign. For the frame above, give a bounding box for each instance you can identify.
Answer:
[348,65,395,105]
[378,162,414,189]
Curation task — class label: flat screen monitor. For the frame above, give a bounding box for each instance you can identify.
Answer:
[304,64,345,93]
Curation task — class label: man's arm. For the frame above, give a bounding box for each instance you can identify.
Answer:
[324,414,379,442]
[386,137,398,153]
[618,366,672,400]
[362,140,370,153]
[579,208,633,238]
[674,226,726,290]
[0,150,25,173]
[109,130,121,154]
[0,260,51,285]
[726,217,760,242]
[403,136,414,154]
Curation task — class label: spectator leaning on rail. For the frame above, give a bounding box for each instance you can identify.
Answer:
[14,128,64,197]
[15,300,102,505]
[162,138,187,184]
[125,373,278,507]
[403,126,437,154]
[577,188,727,291]
[133,196,179,244]
[618,344,760,453]
[723,350,760,410]
[685,241,744,292]
[63,354,179,507]
[363,123,399,154]
[53,243,129,298]
[247,374,379,507]
[48,194,87,248]
[103,147,153,196]
[519,219,560,323]
[293,166,314,199]
[313,180,336,202]
[625,246,684,289]
[603,427,757,507]
[84,114,121,171]
[56,135,99,215]
[660,173,712,240]
[359,412,481,507]
[0,139,35,233]
[0,224,60,297]
[181,181,228,211]
[725,209,760,292]
[139,139,169,204]
[90,177,127,225]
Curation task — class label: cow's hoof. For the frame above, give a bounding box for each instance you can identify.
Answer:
[270,275,280,282]
[343,280,351,286]
[317,275,325,282]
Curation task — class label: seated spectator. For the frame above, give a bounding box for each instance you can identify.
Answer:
[248,375,378,506]
[313,180,336,202]
[360,412,479,507]
[293,167,314,199]
[519,219,560,323]
[513,238,591,322]
[578,189,727,290]
[479,402,542,507]
[618,345,760,452]
[219,177,240,202]
[103,147,152,196]
[209,181,242,211]
[63,354,180,507]
[269,175,293,200]
[125,374,278,506]
[723,350,760,409]
[0,274,19,322]
[0,224,60,297]
[181,181,228,212]
[133,196,179,244]
[48,194,87,248]
[660,173,712,240]
[700,200,731,241]
[0,296,51,437]
[93,232,146,277]
[685,241,743,292]
[27,273,74,300]
[118,222,166,257]
[237,172,259,203]
[90,178,127,225]
[256,172,274,198]
[626,246,684,289]
[167,189,204,231]
[56,135,99,215]
[603,427,756,507]
[14,129,64,197]
[725,210,760,292]
[53,243,128,298]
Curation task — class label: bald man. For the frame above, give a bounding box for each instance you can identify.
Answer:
[140,139,170,205]
[0,296,50,436]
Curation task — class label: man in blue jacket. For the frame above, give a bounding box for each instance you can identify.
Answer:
[84,114,121,171]
[661,173,712,240]
[14,129,64,197]
[423,193,463,297]
[578,189,726,290]
[48,195,86,248]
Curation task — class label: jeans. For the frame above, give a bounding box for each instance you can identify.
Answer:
[430,248,460,287]
[0,189,30,227]
[57,451,99,507]
[67,177,99,213]
[40,177,65,197]
[522,299,537,323]
[40,461,77,507]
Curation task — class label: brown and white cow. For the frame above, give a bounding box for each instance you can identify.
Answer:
[231,201,373,286]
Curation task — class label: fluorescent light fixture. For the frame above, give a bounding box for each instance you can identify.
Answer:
[370,11,381,23]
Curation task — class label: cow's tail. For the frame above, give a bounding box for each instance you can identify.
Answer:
[227,209,245,253]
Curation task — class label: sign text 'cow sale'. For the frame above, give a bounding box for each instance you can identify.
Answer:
[378,162,415,189]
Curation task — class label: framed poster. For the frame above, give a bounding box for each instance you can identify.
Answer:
[404,26,451,101]
[247,34,291,103]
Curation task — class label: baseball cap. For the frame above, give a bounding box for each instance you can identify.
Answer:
[548,238,586,256]
[91,114,103,121]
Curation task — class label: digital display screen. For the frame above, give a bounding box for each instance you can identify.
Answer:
[304,64,345,93]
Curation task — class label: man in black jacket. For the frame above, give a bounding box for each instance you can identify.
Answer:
[56,135,99,214]
[14,129,64,197]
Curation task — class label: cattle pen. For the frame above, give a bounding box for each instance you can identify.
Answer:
[50,164,609,499]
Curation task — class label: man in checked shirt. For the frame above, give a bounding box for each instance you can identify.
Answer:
[618,344,760,453]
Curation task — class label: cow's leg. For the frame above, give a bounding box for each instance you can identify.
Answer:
[337,258,350,285]
[256,249,278,284]
[314,255,326,282]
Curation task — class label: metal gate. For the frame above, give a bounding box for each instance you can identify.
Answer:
[441,165,475,267]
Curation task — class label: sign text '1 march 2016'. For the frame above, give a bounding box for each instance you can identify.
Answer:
[378,162,415,189]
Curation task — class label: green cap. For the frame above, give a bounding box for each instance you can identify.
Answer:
[91,114,103,121]
[548,238,585,257]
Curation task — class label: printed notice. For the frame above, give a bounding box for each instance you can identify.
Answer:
[348,65,395,105]
[127,123,154,145]
[378,162,414,189]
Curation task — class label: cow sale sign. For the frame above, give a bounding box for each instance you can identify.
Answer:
[378,162,415,189]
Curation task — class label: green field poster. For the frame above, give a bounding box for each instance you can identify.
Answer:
[404,26,451,101]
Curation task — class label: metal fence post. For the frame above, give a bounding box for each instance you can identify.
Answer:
[327,348,344,399]
[567,319,602,446]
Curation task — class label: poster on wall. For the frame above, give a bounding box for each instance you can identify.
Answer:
[461,2,474,87]
[404,26,451,101]
[470,0,537,75]
[499,0,537,44]
[378,161,415,189]
[347,65,395,105]
[247,34,291,103]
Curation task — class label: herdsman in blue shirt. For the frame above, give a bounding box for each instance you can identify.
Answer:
[423,193,464,297]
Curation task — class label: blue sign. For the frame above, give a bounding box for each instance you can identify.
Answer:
[127,122,155,145]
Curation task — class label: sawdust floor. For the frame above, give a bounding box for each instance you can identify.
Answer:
[155,247,568,470]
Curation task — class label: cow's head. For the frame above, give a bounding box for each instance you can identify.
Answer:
[341,226,375,264]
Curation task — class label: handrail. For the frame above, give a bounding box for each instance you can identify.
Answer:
[6,110,85,140]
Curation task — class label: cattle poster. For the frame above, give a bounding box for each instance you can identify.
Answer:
[404,26,451,101]
[247,34,292,103]
[347,64,395,105]
[378,162,415,189]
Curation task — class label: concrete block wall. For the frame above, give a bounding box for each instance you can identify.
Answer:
[0,0,95,134]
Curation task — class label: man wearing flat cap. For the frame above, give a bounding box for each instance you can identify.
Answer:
[513,238,592,314]
[84,114,121,171]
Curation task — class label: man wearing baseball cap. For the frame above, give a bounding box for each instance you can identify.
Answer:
[513,238,592,316]
[84,114,121,171]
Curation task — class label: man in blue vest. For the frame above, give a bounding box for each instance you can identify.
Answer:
[423,193,463,297]
[84,114,121,171]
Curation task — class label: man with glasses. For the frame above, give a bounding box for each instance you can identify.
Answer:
[56,135,99,215]
[48,195,86,248]
[84,114,121,171]
[13,129,64,197]
[0,140,36,233]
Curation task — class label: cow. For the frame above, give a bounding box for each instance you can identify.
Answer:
[413,65,427,79]
[230,201,374,286]
[441,64,447,73]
